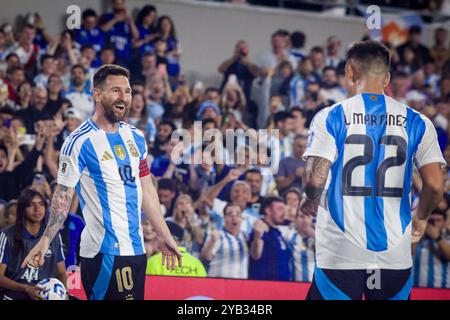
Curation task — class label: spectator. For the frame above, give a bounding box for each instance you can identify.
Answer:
[290,107,308,135]
[289,31,306,63]
[309,46,326,77]
[430,27,449,71]
[283,188,301,222]
[249,196,290,281]
[319,66,347,104]
[157,178,177,218]
[201,203,249,279]
[1,200,17,230]
[151,120,176,158]
[74,8,105,67]
[218,40,259,101]
[284,210,315,282]
[46,74,70,118]
[142,215,158,257]
[165,194,203,255]
[244,168,265,205]
[6,66,26,102]
[289,57,320,107]
[413,208,450,288]
[99,45,116,66]
[16,86,49,134]
[276,134,307,197]
[33,54,56,88]
[99,0,139,67]
[396,25,432,68]
[325,36,344,69]
[10,24,39,79]
[155,15,180,77]
[126,92,156,143]
[270,111,295,161]
[146,220,206,277]
[133,5,158,57]
[0,188,67,300]
[62,65,94,121]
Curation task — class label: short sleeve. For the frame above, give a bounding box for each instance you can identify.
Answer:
[303,109,338,163]
[57,138,86,188]
[0,232,9,265]
[131,129,148,161]
[414,118,446,169]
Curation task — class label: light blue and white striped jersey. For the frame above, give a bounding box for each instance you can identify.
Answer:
[304,93,446,270]
[288,232,315,282]
[413,235,450,288]
[206,229,249,279]
[57,118,148,258]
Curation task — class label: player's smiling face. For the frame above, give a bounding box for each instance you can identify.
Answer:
[99,75,132,124]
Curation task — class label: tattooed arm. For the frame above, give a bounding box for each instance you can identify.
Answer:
[299,156,332,217]
[21,184,75,268]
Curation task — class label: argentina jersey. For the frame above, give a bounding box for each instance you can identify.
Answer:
[304,93,446,270]
[206,230,249,279]
[57,118,148,258]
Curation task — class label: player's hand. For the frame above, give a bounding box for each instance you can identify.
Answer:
[299,197,320,217]
[21,238,49,269]
[23,284,44,300]
[158,235,182,271]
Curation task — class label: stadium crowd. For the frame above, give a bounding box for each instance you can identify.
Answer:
[0,0,449,289]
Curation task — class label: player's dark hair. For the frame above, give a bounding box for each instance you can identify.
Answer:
[14,188,48,255]
[93,64,130,89]
[260,196,284,216]
[346,40,390,75]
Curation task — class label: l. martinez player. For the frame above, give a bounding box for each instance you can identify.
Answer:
[22,64,182,300]
[300,41,445,300]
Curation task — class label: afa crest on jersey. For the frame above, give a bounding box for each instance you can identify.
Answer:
[127,140,139,158]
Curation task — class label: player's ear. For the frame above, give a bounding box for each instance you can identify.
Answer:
[384,71,391,88]
[93,87,101,104]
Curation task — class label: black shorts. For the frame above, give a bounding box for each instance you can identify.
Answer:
[306,267,413,300]
[80,253,147,300]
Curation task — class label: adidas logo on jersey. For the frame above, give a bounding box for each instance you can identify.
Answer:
[101,151,114,161]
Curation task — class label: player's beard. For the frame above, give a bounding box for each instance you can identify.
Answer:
[103,99,129,124]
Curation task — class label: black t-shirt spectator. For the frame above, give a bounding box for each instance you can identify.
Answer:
[220,60,256,101]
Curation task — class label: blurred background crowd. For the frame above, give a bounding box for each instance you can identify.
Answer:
[0,0,449,289]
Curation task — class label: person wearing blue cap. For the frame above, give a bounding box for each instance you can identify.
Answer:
[196,100,221,120]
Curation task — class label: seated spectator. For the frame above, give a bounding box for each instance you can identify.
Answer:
[201,203,249,279]
[146,221,206,277]
[99,0,139,67]
[62,65,94,121]
[249,196,290,281]
[16,86,50,134]
[0,188,67,300]
[413,208,450,288]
